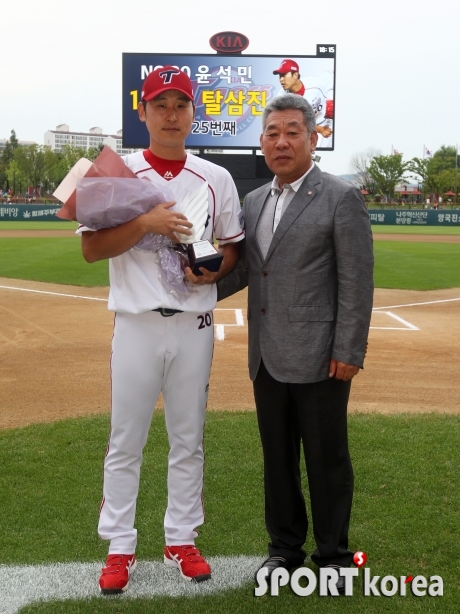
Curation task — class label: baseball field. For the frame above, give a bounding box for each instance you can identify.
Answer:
[1,223,459,613]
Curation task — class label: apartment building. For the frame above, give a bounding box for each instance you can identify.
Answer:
[0,138,36,152]
[44,125,138,155]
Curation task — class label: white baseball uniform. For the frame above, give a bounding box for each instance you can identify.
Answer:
[277,70,334,148]
[78,150,243,554]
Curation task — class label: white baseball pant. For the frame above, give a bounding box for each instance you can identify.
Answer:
[98,309,214,554]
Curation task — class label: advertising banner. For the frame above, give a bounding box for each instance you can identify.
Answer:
[368,210,460,226]
[0,205,66,221]
[122,46,336,151]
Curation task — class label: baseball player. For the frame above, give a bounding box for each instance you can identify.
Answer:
[273,59,334,147]
[78,66,244,593]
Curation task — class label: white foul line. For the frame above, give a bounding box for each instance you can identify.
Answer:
[0,287,245,339]
[0,285,107,302]
[7,284,457,334]
[373,297,460,310]
[2,285,458,313]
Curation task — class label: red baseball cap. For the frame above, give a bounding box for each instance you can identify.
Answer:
[273,59,300,75]
[141,65,194,102]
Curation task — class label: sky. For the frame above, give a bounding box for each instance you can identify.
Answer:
[1,0,459,176]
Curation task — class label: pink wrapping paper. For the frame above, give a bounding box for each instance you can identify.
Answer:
[56,147,137,221]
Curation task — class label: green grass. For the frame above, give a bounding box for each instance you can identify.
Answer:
[0,412,263,566]
[373,241,460,290]
[2,237,460,291]
[0,221,78,230]
[1,412,458,612]
[0,238,108,286]
[3,220,459,235]
[372,225,460,235]
[16,590,457,614]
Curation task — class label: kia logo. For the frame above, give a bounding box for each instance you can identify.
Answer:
[209,31,249,54]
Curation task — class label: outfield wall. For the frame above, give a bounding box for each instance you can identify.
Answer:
[2,205,460,226]
[0,205,67,221]
[369,209,460,226]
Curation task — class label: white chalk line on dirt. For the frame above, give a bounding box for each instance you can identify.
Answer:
[0,556,263,614]
[3,285,458,335]
[214,308,244,341]
[0,285,107,302]
[3,284,458,313]
[0,285,245,341]
[373,297,460,310]
[371,311,419,331]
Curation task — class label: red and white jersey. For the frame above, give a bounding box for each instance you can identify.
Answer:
[77,151,244,314]
[276,71,334,147]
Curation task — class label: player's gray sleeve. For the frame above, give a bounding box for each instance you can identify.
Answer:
[217,238,249,301]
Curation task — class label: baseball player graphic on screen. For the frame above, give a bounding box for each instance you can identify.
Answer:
[273,59,334,148]
[78,66,244,594]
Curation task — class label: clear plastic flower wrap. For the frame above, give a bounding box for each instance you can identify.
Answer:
[156,244,191,297]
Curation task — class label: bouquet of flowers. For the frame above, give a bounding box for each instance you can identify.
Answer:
[54,147,209,297]
[55,146,137,221]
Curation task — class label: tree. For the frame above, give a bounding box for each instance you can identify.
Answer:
[40,144,105,193]
[0,129,20,190]
[1,129,19,166]
[42,147,66,193]
[349,148,380,192]
[87,146,103,161]
[406,157,430,196]
[13,144,47,191]
[429,168,458,195]
[409,146,458,198]
[428,145,457,174]
[60,144,89,172]
[0,161,6,192]
[9,129,19,150]
[407,157,429,184]
[50,144,106,190]
[6,159,27,195]
[368,154,410,200]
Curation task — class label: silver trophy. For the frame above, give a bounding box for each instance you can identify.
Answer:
[175,181,223,275]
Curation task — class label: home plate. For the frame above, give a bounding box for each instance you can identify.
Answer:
[0,556,263,614]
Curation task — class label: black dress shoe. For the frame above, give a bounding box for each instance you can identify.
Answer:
[254,556,293,582]
[325,564,346,595]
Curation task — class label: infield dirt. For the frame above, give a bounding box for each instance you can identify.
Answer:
[0,277,459,429]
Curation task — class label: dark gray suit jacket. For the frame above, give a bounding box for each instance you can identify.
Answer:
[217,164,374,383]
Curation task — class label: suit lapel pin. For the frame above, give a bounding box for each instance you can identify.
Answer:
[307,191,312,195]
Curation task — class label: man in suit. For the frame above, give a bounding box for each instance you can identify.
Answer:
[185,94,373,592]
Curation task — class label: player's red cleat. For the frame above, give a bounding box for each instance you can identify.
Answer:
[164,545,211,582]
[99,554,137,594]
